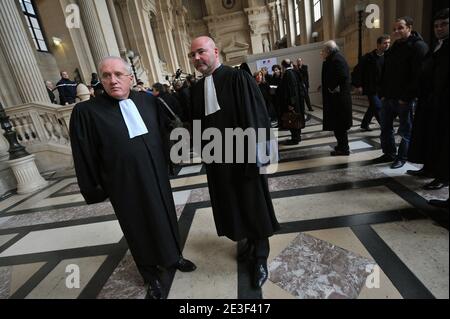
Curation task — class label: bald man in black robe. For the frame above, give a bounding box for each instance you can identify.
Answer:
[69,57,196,299]
[189,36,280,289]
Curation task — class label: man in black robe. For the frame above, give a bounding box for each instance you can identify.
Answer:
[189,36,280,289]
[409,8,449,202]
[296,58,314,112]
[69,57,196,299]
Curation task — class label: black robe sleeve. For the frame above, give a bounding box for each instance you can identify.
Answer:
[69,104,108,204]
[233,70,277,175]
[234,70,271,130]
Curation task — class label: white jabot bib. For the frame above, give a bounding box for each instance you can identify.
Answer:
[434,40,444,53]
[204,75,221,116]
[118,99,148,139]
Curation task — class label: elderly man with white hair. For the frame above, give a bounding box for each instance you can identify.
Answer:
[69,56,196,299]
[320,40,353,156]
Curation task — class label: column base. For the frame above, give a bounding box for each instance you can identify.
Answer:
[7,154,48,194]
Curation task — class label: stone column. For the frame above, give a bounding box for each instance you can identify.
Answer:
[277,0,285,38]
[173,3,192,75]
[285,0,296,46]
[300,0,312,44]
[267,2,279,46]
[154,1,180,73]
[106,0,127,57]
[322,0,336,41]
[59,0,96,83]
[121,0,163,84]
[0,0,49,104]
[78,0,110,66]
[7,154,48,194]
[384,0,397,32]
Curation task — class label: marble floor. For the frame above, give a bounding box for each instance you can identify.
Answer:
[0,101,448,300]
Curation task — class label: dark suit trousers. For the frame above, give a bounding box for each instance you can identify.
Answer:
[334,130,349,151]
[251,238,270,259]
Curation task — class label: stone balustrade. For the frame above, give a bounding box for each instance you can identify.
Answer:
[1,102,74,174]
[5,102,73,148]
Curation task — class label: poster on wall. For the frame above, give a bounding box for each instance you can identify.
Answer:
[256,58,278,75]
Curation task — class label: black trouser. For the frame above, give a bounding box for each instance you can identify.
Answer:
[249,238,270,259]
[361,95,382,127]
[334,129,349,151]
[304,89,313,110]
[290,129,302,142]
[139,265,160,283]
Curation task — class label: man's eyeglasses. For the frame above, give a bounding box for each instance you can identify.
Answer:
[101,72,132,81]
[188,49,208,59]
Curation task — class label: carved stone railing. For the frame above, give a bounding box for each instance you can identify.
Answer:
[4,102,73,149]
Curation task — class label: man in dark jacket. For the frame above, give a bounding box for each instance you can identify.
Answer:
[56,71,77,105]
[352,35,391,131]
[408,8,449,198]
[321,40,353,156]
[377,17,429,169]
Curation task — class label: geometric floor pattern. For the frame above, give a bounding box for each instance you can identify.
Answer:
[0,100,448,299]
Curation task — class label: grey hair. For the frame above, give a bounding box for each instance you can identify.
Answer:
[323,40,340,54]
[97,56,133,76]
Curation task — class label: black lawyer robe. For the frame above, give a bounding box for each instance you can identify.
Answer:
[191,65,280,241]
[278,68,305,115]
[408,39,449,180]
[69,91,181,281]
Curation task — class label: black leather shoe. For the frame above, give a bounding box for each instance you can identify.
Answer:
[252,258,269,289]
[308,107,314,112]
[360,126,373,132]
[146,278,163,299]
[423,180,449,190]
[428,199,449,209]
[331,150,350,156]
[237,241,255,262]
[284,140,300,146]
[373,154,395,163]
[174,257,197,272]
[406,168,431,177]
[390,160,406,169]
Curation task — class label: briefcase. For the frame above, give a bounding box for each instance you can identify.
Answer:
[281,111,305,130]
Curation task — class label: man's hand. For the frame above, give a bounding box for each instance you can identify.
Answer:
[356,87,363,95]
[288,106,294,111]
